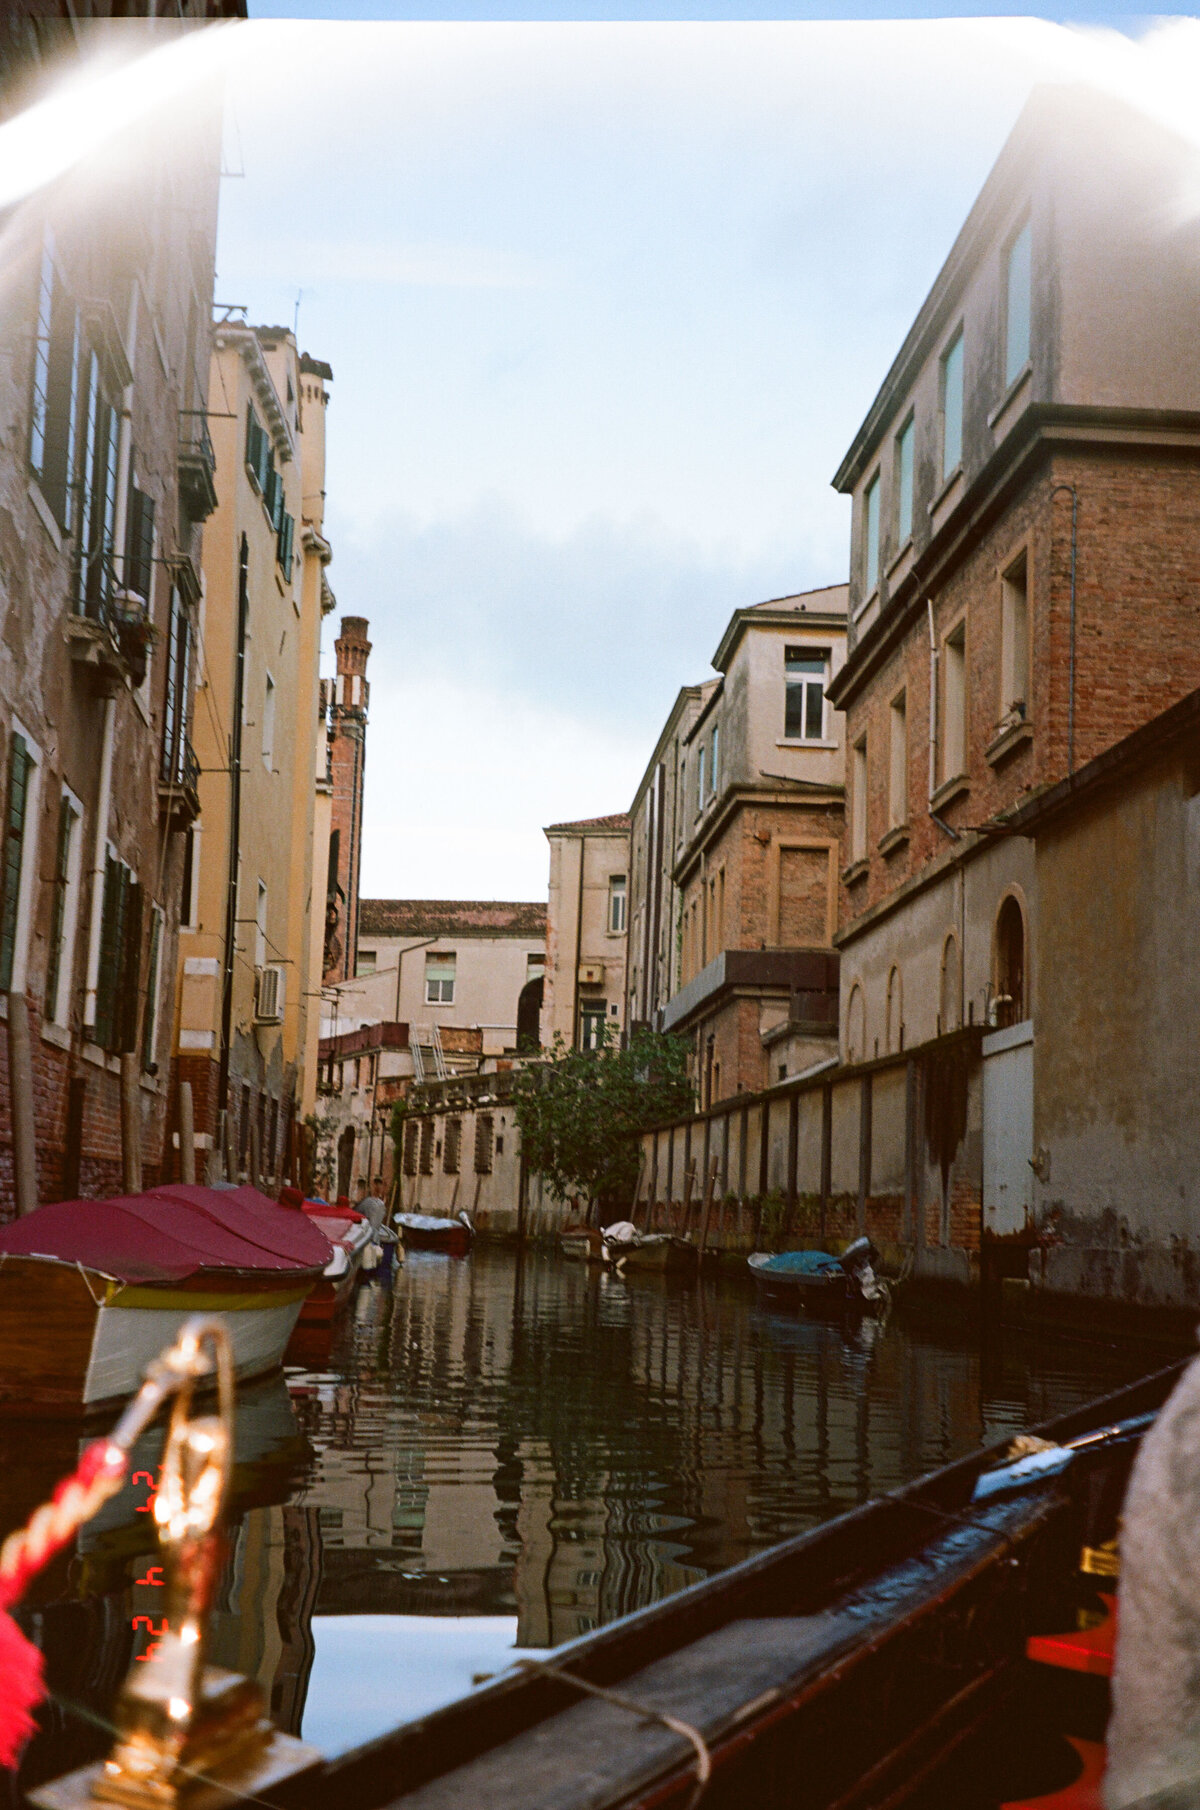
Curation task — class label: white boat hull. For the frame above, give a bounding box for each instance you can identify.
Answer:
[82,1294,307,1408]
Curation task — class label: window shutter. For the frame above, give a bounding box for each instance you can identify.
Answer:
[0,734,29,993]
[93,855,122,1049]
[125,486,155,601]
[118,881,143,1054]
[45,796,74,1020]
[140,906,161,1071]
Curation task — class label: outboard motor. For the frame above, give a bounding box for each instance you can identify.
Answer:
[839,1236,887,1305]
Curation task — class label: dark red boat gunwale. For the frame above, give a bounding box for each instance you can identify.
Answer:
[308,1361,1183,1810]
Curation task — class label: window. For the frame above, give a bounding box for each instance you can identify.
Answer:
[77,349,120,619]
[1004,218,1032,388]
[939,934,962,1034]
[0,727,42,996]
[526,951,545,980]
[180,824,200,929]
[93,853,141,1054]
[277,510,295,575]
[784,646,829,742]
[942,621,967,781]
[941,330,964,481]
[425,952,456,1004]
[696,743,706,814]
[245,404,270,492]
[356,949,377,976]
[863,470,881,594]
[888,692,907,829]
[1000,552,1029,724]
[161,588,192,786]
[419,1118,435,1175]
[850,736,868,862]
[124,486,155,604]
[885,966,902,1053]
[474,1114,494,1175]
[262,673,276,769]
[710,724,720,796]
[29,228,80,528]
[608,875,627,935]
[579,1000,607,1050]
[443,1118,462,1175]
[403,1119,419,1176]
[255,881,267,969]
[995,895,1027,1028]
[45,789,82,1025]
[141,904,164,1072]
[895,415,915,547]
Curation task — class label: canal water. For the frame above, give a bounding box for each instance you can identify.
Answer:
[9,1244,1164,1799]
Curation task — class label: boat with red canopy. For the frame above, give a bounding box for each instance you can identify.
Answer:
[0,1183,331,1415]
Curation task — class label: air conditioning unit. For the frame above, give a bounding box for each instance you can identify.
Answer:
[578,963,604,986]
[255,964,285,1023]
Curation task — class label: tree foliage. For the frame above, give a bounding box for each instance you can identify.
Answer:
[512,1027,693,1211]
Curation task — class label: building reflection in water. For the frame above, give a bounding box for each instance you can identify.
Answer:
[8,1246,1149,1788]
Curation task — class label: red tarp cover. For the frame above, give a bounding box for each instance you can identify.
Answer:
[0,1186,333,1284]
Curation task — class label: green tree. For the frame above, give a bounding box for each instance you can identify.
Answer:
[512,1026,693,1215]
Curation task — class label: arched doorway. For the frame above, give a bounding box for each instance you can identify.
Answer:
[885,967,903,1052]
[336,1126,355,1200]
[939,934,961,1034]
[994,895,1026,1028]
[846,983,866,1063]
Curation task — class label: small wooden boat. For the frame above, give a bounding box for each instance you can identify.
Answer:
[396,1211,474,1256]
[749,1236,887,1312]
[560,1226,606,1262]
[0,1183,331,1416]
[608,1233,697,1273]
[297,1362,1179,1810]
[296,1199,376,1325]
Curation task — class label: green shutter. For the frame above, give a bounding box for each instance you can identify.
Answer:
[125,487,155,602]
[140,907,161,1072]
[44,795,74,1020]
[94,855,123,1051]
[0,734,30,993]
[118,880,143,1055]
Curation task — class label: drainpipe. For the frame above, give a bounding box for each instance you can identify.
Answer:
[926,599,938,810]
[1050,484,1079,775]
[83,696,117,1030]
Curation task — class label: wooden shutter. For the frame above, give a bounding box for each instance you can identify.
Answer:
[118,881,143,1054]
[93,855,123,1050]
[44,795,74,1019]
[141,906,162,1071]
[0,734,29,992]
[125,486,155,601]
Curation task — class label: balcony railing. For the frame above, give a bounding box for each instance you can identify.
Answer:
[178,411,218,522]
[159,732,201,826]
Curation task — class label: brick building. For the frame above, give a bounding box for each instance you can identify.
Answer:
[628,586,847,1103]
[322,616,371,985]
[825,86,1200,1281]
[0,15,232,1211]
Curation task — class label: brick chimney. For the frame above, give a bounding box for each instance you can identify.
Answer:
[323,616,371,985]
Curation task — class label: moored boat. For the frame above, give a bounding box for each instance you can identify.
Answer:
[0,1183,331,1416]
[602,1220,697,1272]
[749,1235,888,1312]
[560,1226,605,1262]
[295,1198,376,1325]
[396,1211,474,1256]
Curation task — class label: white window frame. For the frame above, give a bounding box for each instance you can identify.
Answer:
[1004,217,1032,389]
[608,874,627,935]
[783,646,829,744]
[425,951,456,1005]
[863,469,881,594]
[942,620,967,782]
[895,414,915,547]
[888,692,907,830]
[941,328,964,482]
[850,735,868,863]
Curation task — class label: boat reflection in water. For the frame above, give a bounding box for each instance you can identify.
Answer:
[14,1246,1152,1790]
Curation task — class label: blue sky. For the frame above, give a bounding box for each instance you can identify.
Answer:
[212,14,1194,898]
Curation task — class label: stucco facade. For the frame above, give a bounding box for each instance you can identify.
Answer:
[541,817,630,1052]
[630,587,847,1102]
[171,322,332,1186]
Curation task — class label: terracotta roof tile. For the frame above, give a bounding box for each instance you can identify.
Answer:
[544,813,631,834]
[358,899,547,939]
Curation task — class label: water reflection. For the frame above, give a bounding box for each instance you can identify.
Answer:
[11,1245,1155,1794]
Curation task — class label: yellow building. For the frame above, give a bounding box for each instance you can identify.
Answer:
[171,318,334,1184]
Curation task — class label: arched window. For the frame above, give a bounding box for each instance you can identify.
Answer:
[994,895,1027,1028]
[885,966,903,1053]
[846,983,866,1064]
[939,934,961,1034]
